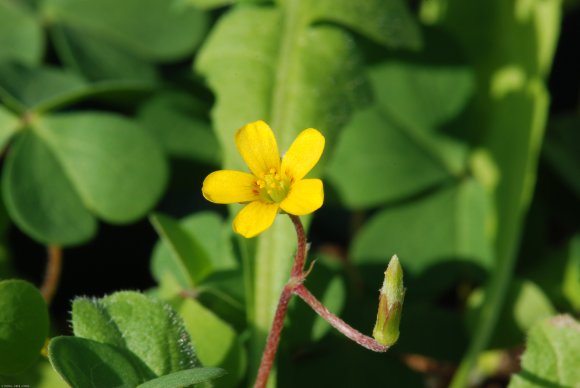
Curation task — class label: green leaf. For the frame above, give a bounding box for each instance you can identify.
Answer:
[137,92,220,164]
[43,0,208,80]
[544,115,580,199]
[49,24,158,83]
[509,315,580,388]
[0,279,49,376]
[327,106,467,207]
[0,1,43,65]
[48,337,155,387]
[427,1,562,384]
[175,298,246,386]
[2,130,96,245]
[177,298,236,366]
[150,213,214,287]
[137,368,227,388]
[151,212,238,290]
[2,112,167,245]
[467,279,555,349]
[72,291,199,376]
[0,63,87,113]
[351,179,493,294]
[0,105,20,150]
[196,5,367,170]
[370,58,475,132]
[310,0,421,49]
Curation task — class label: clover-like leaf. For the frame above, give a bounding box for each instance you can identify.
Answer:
[2,112,167,245]
[0,63,87,113]
[370,59,475,132]
[44,0,208,81]
[327,106,467,208]
[137,92,220,164]
[351,179,493,295]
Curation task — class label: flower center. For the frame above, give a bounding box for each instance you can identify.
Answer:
[256,168,291,203]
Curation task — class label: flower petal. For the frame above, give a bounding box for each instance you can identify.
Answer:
[236,120,280,176]
[280,179,323,215]
[233,201,279,238]
[281,128,325,181]
[202,170,259,204]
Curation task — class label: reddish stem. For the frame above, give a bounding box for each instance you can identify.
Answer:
[254,215,307,388]
[293,284,388,352]
[289,215,307,277]
[253,286,293,388]
[253,214,388,387]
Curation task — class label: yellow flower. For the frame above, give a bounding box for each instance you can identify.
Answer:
[202,120,325,238]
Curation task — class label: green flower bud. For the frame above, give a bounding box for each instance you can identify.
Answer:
[373,255,405,347]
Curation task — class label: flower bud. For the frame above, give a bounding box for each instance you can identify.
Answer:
[373,255,405,347]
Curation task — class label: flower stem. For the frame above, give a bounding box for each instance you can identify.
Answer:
[253,285,293,388]
[40,245,62,305]
[253,215,307,388]
[289,215,306,277]
[293,284,388,352]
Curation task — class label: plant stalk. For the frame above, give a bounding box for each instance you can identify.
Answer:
[253,215,307,388]
[293,284,388,352]
[40,245,63,305]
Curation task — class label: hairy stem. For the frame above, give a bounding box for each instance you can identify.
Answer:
[253,286,293,388]
[40,245,62,305]
[254,215,307,388]
[293,284,388,352]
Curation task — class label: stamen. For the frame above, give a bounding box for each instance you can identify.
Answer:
[256,169,291,203]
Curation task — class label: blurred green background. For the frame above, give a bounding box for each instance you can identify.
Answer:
[1,0,580,387]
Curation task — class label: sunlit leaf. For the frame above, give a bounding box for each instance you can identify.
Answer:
[2,112,167,245]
